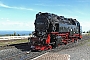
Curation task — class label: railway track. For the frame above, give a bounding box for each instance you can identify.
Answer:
[0,35,90,60]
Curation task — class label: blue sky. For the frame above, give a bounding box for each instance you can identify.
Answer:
[0,0,90,31]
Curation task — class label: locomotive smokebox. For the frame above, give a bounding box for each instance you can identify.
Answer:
[35,18,49,32]
[35,13,49,31]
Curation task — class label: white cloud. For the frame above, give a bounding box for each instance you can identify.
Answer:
[57,14,79,19]
[35,4,70,7]
[0,20,34,31]
[0,2,38,11]
[0,3,11,8]
[78,0,90,2]
[1,18,9,21]
[76,11,85,15]
[67,16,78,19]
[1,18,3,19]
[80,21,90,31]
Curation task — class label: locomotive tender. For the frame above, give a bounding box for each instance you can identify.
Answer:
[28,12,82,51]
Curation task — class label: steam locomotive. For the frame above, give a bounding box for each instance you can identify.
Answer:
[28,12,82,51]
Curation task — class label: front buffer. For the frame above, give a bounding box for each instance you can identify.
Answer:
[29,34,52,51]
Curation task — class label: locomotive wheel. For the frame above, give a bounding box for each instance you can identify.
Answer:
[52,40,59,48]
[64,43,67,45]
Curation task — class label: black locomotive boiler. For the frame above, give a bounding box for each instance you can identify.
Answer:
[28,12,82,51]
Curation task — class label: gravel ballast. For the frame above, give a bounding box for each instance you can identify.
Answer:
[56,40,90,60]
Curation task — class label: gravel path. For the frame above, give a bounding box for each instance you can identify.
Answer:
[56,39,90,60]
